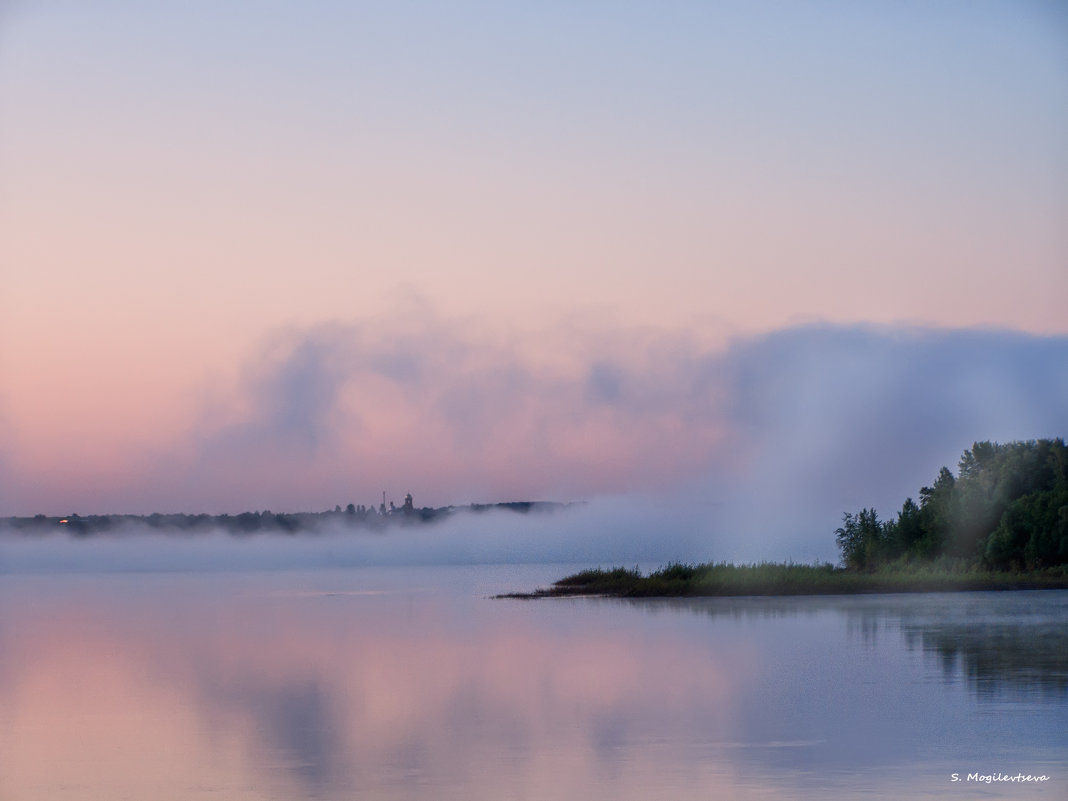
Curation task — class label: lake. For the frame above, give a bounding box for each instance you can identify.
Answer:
[0,562,1065,800]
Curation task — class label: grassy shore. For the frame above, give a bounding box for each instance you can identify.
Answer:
[499,561,1068,599]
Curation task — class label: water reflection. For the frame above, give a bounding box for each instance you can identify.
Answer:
[893,596,1068,701]
[619,592,1068,699]
[0,572,1064,800]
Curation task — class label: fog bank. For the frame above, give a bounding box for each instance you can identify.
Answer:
[4,322,1065,565]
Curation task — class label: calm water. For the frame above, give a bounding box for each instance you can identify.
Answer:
[0,563,1065,800]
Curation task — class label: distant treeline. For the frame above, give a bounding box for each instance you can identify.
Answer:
[1,501,568,537]
[836,439,1068,571]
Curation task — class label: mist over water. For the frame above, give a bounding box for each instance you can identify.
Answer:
[3,323,1066,568]
[0,499,708,574]
[3,322,1066,799]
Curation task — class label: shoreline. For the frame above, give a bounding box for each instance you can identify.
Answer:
[497,562,1068,599]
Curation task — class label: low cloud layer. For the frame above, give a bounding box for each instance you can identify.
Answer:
[0,500,705,573]
[5,316,1066,562]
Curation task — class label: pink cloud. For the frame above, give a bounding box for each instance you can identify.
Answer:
[4,312,1065,531]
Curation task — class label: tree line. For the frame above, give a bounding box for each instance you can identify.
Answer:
[2,501,569,537]
[836,439,1068,572]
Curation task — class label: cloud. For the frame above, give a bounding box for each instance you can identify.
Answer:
[123,316,1061,563]
[173,312,729,512]
[8,309,1065,564]
[700,325,1068,560]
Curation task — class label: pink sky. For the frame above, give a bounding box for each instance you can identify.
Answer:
[1,2,1066,515]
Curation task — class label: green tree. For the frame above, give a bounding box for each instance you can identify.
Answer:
[889,497,923,556]
[835,508,884,571]
[838,438,1068,570]
[918,466,955,556]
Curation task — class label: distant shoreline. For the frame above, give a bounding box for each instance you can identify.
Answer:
[0,501,573,537]
[497,562,1068,599]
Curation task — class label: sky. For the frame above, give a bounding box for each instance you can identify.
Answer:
[1,2,1066,557]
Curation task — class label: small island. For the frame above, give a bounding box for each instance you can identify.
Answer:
[504,439,1068,598]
